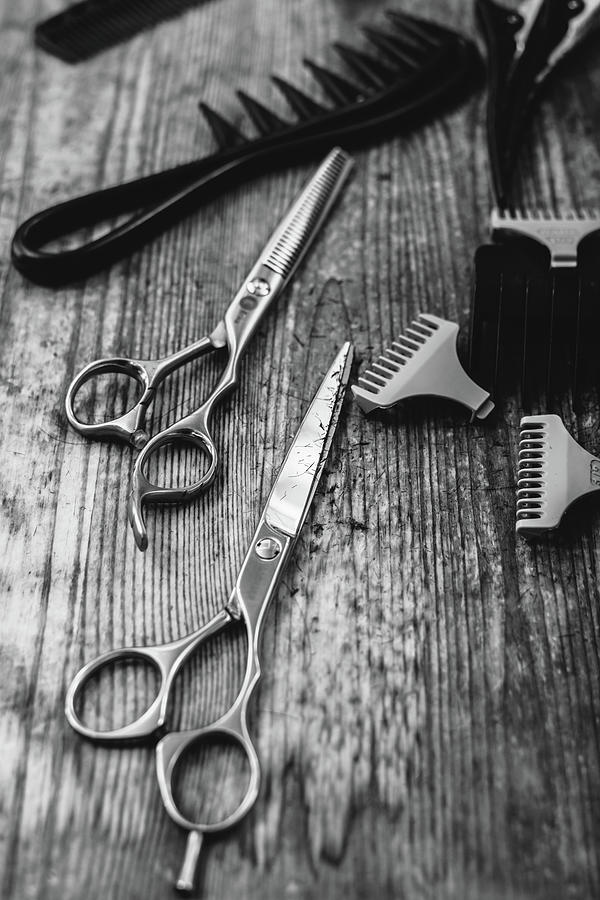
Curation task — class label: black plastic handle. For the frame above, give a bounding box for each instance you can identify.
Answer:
[11,152,250,285]
[11,32,478,286]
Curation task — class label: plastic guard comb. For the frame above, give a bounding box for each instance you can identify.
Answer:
[469,209,600,410]
[517,414,600,536]
[13,9,481,285]
[352,313,494,420]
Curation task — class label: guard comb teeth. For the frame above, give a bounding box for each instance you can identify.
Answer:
[516,414,600,537]
[352,313,494,420]
[491,209,600,268]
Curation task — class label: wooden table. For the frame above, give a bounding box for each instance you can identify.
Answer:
[1,1,599,897]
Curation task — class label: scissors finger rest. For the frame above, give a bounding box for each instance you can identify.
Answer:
[127,424,219,551]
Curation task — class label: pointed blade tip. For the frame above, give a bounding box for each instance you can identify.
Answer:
[264,342,353,537]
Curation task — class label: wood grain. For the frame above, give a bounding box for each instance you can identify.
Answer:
[0,1,599,898]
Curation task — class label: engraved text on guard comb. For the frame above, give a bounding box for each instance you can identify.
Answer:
[352,313,494,420]
[517,414,600,537]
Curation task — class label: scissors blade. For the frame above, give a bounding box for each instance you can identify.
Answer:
[264,341,353,538]
[258,148,355,283]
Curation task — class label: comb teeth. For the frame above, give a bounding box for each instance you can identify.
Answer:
[331,42,396,89]
[235,91,289,136]
[361,25,422,70]
[302,59,364,105]
[515,414,600,537]
[14,10,481,287]
[386,9,447,49]
[493,208,600,223]
[353,313,494,420]
[516,420,548,523]
[491,208,600,267]
[198,103,247,151]
[196,9,468,149]
[356,314,439,395]
[270,76,328,120]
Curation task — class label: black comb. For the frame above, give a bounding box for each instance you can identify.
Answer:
[35,0,208,64]
[13,9,481,286]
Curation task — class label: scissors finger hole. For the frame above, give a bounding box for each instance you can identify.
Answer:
[143,437,217,492]
[70,370,144,426]
[172,734,253,828]
[72,656,160,733]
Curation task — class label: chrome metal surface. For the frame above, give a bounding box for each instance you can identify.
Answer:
[266,342,353,537]
[65,148,354,550]
[65,343,353,890]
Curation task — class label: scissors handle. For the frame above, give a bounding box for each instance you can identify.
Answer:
[153,515,296,890]
[65,606,236,743]
[125,266,285,549]
[65,333,219,448]
[154,702,261,894]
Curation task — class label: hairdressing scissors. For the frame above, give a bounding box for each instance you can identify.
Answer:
[65,148,354,550]
[65,341,353,893]
[477,0,600,206]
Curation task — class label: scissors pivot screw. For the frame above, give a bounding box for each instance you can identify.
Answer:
[246,277,271,296]
[255,537,283,560]
[132,429,149,450]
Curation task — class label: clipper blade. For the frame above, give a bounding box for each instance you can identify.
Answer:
[517,414,600,537]
[352,313,494,420]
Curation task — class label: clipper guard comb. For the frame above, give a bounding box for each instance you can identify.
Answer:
[469,210,600,409]
[352,313,494,420]
[13,9,481,286]
[517,414,600,536]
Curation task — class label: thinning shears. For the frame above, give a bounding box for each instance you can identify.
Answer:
[65,148,354,550]
[65,341,353,894]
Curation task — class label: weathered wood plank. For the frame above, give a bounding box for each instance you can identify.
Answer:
[0,1,599,898]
